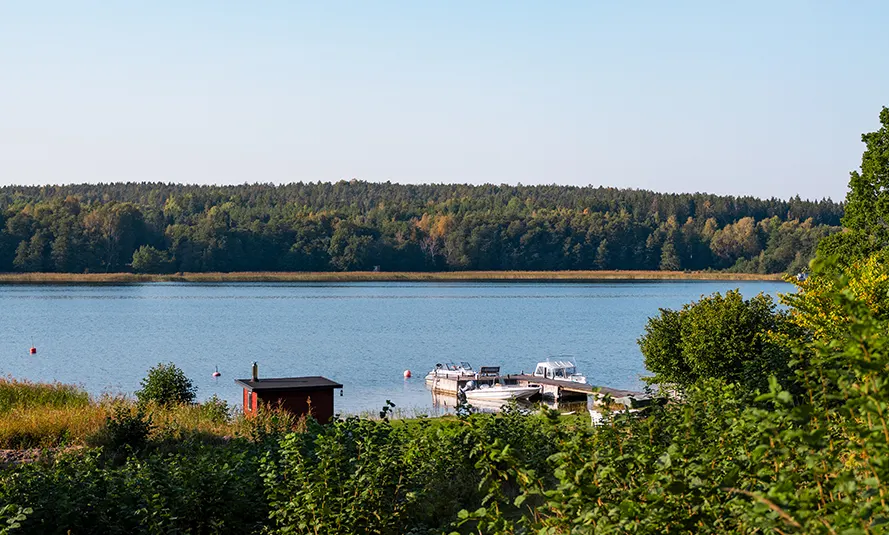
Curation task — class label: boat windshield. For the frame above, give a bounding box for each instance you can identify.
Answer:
[446,363,458,371]
[553,368,566,378]
[460,362,473,371]
[534,366,545,376]
[565,367,576,375]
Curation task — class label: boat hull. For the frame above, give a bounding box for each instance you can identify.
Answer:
[465,386,539,401]
[425,372,474,386]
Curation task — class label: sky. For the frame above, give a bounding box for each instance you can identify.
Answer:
[1,1,887,201]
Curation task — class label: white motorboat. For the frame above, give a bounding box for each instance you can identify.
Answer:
[463,383,540,401]
[425,361,475,385]
[532,356,587,384]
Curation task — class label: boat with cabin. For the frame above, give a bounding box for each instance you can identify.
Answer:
[461,381,540,401]
[426,363,541,401]
[532,356,587,384]
[460,378,540,401]
[460,365,540,401]
[424,362,476,385]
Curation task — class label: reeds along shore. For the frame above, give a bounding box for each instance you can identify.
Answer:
[0,378,301,451]
[0,270,784,284]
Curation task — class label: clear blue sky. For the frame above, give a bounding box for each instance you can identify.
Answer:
[1,1,887,200]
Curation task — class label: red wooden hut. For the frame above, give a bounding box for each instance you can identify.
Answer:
[236,375,343,424]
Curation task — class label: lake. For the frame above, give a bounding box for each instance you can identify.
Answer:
[0,280,792,414]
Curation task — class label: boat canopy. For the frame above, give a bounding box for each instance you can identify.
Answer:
[535,357,577,374]
[441,362,473,372]
[533,356,585,383]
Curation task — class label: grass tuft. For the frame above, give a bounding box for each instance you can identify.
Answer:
[0,406,107,449]
[0,378,90,413]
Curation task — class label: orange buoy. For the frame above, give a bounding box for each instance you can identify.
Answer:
[29,347,37,355]
[403,369,411,379]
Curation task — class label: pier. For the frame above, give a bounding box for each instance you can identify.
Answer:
[509,375,644,402]
[425,371,647,405]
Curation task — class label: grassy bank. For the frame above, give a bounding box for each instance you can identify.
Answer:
[0,378,301,450]
[0,269,784,284]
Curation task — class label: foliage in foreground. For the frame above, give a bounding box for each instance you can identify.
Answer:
[0,405,575,534]
[0,445,269,534]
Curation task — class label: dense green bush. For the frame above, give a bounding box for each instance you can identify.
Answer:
[0,445,268,534]
[0,505,31,535]
[262,405,571,534]
[135,362,196,406]
[199,394,231,424]
[638,290,795,392]
[99,404,153,452]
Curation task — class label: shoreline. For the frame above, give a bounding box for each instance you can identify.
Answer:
[0,270,786,284]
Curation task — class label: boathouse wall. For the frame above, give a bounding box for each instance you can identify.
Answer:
[242,388,335,424]
[237,376,342,424]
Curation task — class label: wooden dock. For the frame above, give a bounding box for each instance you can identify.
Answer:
[509,375,644,401]
[425,372,646,403]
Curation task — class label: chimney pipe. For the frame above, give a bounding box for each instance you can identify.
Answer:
[252,361,259,382]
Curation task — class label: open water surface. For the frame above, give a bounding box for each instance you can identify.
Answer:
[0,280,792,414]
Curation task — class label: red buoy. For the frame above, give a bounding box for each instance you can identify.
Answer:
[212,366,221,378]
[29,347,37,355]
[403,369,411,379]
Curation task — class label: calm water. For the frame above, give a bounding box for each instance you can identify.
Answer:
[0,281,792,414]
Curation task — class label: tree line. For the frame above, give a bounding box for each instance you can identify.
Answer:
[0,182,842,274]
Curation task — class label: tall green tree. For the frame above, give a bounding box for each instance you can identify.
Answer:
[659,241,681,271]
[131,245,172,274]
[818,106,889,263]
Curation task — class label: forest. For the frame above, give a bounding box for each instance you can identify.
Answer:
[0,182,841,274]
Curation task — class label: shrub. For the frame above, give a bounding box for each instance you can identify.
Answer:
[135,363,196,406]
[99,404,152,451]
[199,395,230,424]
[262,406,570,534]
[0,446,269,533]
[0,505,31,534]
[782,251,889,342]
[638,290,794,391]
